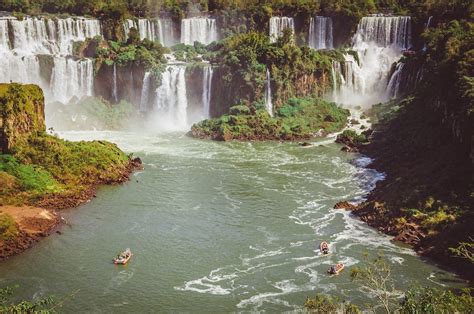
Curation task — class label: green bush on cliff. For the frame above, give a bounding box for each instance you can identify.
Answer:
[191,97,349,141]
[0,214,18,241]
[0,155,60,194]
[0,83,133,207]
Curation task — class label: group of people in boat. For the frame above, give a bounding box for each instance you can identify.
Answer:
[113,248,132,265]
[320,241,345,275]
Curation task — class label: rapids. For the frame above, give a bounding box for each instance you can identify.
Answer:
[0,132,463,312]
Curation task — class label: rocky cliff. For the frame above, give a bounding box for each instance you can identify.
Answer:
[0,84,45,154]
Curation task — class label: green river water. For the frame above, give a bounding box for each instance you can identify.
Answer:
[0,131,464,312]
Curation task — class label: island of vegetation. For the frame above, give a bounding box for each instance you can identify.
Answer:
[0,83,141,259]
[191,98,349,141]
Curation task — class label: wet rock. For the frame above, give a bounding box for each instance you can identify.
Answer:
[299,142,312,147]
[341,145,359,153]
[334,201,357,210]
[324,115,336,122]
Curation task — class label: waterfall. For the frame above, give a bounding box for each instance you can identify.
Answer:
[202,66,213,118]
[354,15,411,49]
[426,16,433,29]
[7,16,101,55]
[112,63,118,103]
[269,17,294,43]
[156,19,175,46]
[130,18,175,46]
[308,16,333,49]
[386,62,405,99]
[140,72,152,112]
[180,17,217,45]
[332,16,412,106]
[265,68,273,116]
[123,19,137,39]
[0,19,10,49]
[56,18,102,54]
[153,66,188,130]
[50,57,94,103]
[0,16,100,103]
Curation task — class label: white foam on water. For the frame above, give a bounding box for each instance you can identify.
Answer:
[427,272,447,287]
[236,279,302,310]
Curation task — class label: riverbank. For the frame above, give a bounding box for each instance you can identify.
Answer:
[334,99,473,283]
[0,157,142,261]
[0,83,143,259]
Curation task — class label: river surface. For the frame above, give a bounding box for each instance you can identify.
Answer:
[0,131,463,312]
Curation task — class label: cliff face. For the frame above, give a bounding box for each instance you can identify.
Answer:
[0,84,45,154]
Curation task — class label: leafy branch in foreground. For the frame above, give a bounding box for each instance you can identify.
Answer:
[0,285,80,313]
[449,238,474,263]
[305,254,473,313]
[350,254,400,314]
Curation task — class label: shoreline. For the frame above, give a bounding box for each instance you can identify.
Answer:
[334,149,473,283]
[0,158,142,261]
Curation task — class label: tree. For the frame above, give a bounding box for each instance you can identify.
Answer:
[350,254,400,314]
[450,238,474,263]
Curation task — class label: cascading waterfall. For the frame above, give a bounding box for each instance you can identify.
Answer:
[152,66,188,130]
[50,57,94,103]
[269,17,294,43]
[112,63,118,103]
[124,18,175,46]
[123,19,137,39]
[265,68,273,116]
[386,62,405,98]
[308,16,333,49]
[202,66,213,118]
[140,72,152,112]
[354,15,411,49]
[180,17,217,45]
[0,16,100,103]
[332,15,411,106]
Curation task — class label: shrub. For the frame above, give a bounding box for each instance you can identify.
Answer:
[0,214,18,241]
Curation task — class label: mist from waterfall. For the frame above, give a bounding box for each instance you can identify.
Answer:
[308,16,333,49]
[269,17,294,43]
[331,16,411,107]
[0,16,99,103]
[180,17,218,45]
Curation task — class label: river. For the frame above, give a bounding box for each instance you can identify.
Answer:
[0,131,463,312]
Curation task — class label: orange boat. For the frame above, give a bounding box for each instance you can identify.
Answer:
[320,241,330,255]
[113,248,132,265]
[328,263,344,275]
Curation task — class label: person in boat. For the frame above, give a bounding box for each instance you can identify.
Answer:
[329,266,336,274]
[321,241,329,254]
